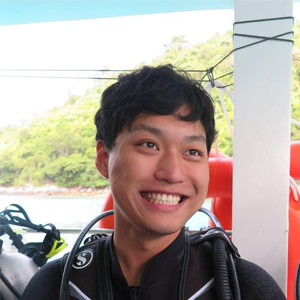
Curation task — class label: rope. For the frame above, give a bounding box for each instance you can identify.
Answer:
[290,176,300,202]
[292,118,300,127]
[201,16,294,88]
[205,80,234,141]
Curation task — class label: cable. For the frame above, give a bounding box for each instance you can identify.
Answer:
[0,17,295,88]
[0,69,207,80]
[59,210,114,300]
[201,16,294,87]
[234,16,294,25]
[0,69,132,72]
[0,75,117,80]
[0,68,208,73]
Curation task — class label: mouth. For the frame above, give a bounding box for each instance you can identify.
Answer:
[141,192,186,206]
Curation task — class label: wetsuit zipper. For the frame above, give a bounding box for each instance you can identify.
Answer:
[129,287,140,300]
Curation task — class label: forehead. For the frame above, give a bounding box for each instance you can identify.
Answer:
[129,104,197,129]
[133,105,202,129]
[128,112,206,138]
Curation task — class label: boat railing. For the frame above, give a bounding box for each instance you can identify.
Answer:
[1,227,232,259]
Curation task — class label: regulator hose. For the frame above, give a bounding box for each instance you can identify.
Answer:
[59,210,114,300]
[213,238,232,300]
[226,247,241,300]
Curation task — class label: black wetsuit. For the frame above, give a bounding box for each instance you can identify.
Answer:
[21,228,286,300]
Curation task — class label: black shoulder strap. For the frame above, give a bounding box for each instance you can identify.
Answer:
[60,237,102,273]
[97,235,114,300]
[60,234,112,300]
[179,233,191,300]
[61,252,69,274]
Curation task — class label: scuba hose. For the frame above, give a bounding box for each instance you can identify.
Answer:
[213,238,232,300]
[59,208,241,300]
[200,208,241,300]
[213,238,241,300]
[59,210,114,300]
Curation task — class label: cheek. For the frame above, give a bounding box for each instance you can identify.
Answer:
[109,154,144,184]
[193,165,210,191]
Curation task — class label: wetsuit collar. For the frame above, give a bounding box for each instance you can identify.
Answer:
[110,228,186,288]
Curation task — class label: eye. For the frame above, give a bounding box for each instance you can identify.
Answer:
[142,141,158,150]
[185,149,201,156]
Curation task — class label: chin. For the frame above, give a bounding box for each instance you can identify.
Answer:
[147,224,183,236]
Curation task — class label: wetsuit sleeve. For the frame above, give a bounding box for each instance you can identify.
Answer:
[236,258,286,300]
[21,259,62,300]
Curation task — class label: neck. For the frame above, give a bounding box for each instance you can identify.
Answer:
[113,225,181,286]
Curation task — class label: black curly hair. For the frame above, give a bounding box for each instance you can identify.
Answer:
[94,64,216,153]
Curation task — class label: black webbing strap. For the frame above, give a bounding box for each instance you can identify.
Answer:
[179,233,191,300]
[97,235,114,300]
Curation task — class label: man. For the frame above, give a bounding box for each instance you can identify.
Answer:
[21,65,286,300]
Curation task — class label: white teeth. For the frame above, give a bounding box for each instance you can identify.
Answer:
[142,193,182,205]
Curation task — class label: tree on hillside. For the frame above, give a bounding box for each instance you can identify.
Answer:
[0,22,299,188]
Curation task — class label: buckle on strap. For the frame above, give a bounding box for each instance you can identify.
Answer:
[196,227,240,257]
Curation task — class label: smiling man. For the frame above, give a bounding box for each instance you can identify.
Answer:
[21,65,286,300]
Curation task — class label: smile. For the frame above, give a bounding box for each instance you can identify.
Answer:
[141,192,184,205]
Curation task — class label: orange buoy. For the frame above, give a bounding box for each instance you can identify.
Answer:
[207,157,233,199]
[290,141,300,179]
[288,189,300,300]
[210,197,232,230]
[287,141,300,300]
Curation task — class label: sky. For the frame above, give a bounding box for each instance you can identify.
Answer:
[0,4,299,128]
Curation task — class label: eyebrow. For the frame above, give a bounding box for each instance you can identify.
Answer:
[131,124,164,137]
[130,123,206,143]
[184,135,206,143]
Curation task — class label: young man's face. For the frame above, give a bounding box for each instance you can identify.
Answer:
[96,106,209,238]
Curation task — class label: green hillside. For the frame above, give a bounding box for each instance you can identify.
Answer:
[0,23,299,188]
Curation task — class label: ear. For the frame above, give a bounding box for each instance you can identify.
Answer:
[95,141,109,178]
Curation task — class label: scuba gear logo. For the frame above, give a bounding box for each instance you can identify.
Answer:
[72,250,94,269]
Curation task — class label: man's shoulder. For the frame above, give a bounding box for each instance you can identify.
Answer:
[236,257,286,300]
[21,234,110,300]
[21,259,62,300]
[188,231,286,300]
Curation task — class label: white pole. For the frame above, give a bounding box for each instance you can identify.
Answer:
[232,0,293,294]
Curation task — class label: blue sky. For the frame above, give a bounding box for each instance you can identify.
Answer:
[0,0,234,26]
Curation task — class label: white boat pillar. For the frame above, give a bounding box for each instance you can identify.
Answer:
[232,0,293,294]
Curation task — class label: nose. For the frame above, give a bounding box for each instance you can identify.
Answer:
[154,151,186,184]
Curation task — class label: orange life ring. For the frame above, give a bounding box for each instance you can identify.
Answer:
[287,141,300,300]
[207,157,232,199]
[207,152,233,230]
